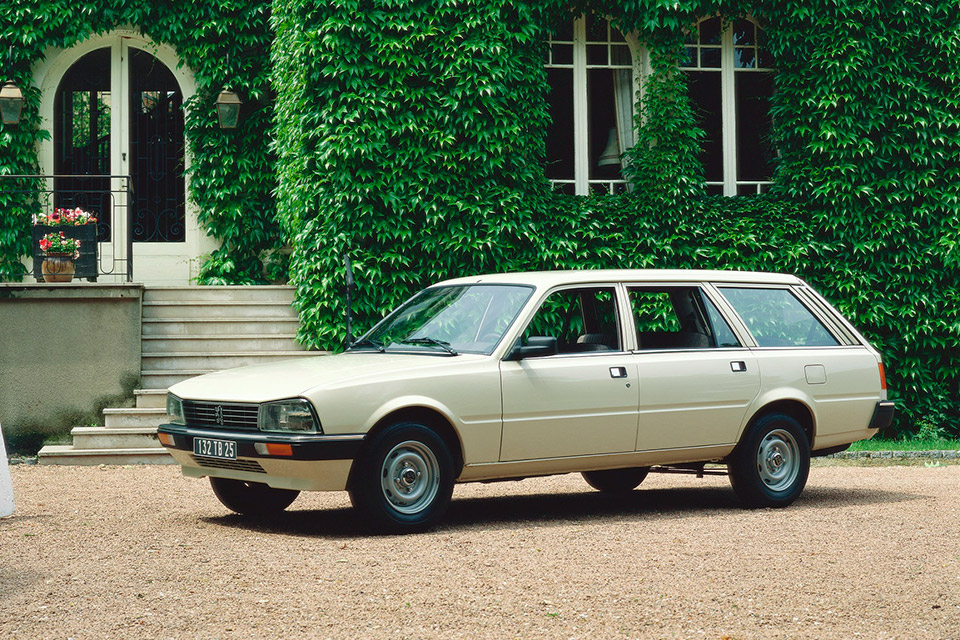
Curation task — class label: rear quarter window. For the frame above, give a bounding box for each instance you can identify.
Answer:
[720,287,840,347]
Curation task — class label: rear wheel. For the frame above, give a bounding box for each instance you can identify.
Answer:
[209,477,300,516]
[348,423,455,533]
[728,413,810,508]
[581,467,650,493]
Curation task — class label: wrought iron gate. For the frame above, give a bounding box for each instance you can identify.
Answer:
[0,174,133,281]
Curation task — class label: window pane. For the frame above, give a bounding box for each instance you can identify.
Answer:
[733,19,755,45]
[611,45,631,65]
[630,288,716,350]
[702,295,741,347]
[700,48,721,68]
[587,69,623,181]
[545,68,574,181]
[735,72,774,182]
[734,47,756,69]
[552,19,573,41]
[699,17,722,45]
[550,43,573,65]
[720,288,840,347]
[585,15,607,42]
[686,71,723,182]
[587,44,607,66]
[523,288,621,353]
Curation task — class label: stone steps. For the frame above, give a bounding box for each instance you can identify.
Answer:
[141,351,310,371]
[142,300,297,319]
[39,285,317,466]
[141,334,303,353]
[142,317,301,337]
[37,445,176,466]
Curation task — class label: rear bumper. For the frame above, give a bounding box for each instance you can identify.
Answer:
[867,401,896,431]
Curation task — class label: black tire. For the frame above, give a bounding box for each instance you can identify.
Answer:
[728,413,810,508]
[209,477,300,516]
[581,467,650,493]
[348,422,455,533]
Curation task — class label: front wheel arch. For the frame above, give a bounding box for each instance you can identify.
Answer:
[348,406,464,491]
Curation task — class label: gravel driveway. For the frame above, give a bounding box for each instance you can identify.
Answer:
[2,462,958,639]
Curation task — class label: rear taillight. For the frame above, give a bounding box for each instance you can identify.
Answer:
[878,362,887,391]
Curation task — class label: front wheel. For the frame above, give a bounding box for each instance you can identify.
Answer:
[209,477,300,516]
[348,423,455,533]
[582,467,650,493]
[728,413,810,508]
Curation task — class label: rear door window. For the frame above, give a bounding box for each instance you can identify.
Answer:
[719,287,840,347]
[628,286,738,350]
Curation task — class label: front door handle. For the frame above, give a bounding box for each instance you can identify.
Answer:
[730,361,747,372]
[609,366,628,379]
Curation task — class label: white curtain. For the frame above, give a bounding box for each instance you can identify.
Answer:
[612,68,636,168]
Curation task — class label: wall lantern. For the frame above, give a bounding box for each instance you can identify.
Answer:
[216,89,242,129]
[0,81,23,126]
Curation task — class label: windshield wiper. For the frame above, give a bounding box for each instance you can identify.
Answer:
[348,337,385,352]
[400,337,459,356]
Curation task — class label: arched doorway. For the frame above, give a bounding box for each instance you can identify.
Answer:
[35,31,213,284]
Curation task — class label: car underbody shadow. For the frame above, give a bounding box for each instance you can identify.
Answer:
[197,479,918,538]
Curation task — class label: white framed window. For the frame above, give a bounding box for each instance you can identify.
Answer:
[681,17,774,196]
[544,15,644,196]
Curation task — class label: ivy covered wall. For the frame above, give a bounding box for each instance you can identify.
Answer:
[1,1,957,437]
[272,0,960,436]
[0,0,280,283]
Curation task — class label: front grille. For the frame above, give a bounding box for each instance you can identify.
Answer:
[191,456,266,474]
[183,400,259,430]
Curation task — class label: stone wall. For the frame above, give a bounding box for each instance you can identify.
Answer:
[0,284,142,452]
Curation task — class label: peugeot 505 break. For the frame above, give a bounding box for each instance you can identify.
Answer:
[159,270,895,532]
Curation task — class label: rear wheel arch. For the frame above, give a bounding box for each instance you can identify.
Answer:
[740,399,815,451]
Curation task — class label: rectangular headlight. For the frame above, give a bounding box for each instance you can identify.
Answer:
[258,399,319,434]
[166,394,185,425]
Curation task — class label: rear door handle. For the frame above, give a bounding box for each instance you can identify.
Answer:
[730,361,747,372]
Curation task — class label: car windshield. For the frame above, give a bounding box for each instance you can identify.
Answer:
[354,284,534,355]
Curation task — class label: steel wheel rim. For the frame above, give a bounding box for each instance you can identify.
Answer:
[380,440,440,515]
[756,428,800,492]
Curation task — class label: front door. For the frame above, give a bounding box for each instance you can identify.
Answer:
[499,286,639,461]
[51,36,191,283]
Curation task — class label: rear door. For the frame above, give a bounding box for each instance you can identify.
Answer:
[629,285,761,450]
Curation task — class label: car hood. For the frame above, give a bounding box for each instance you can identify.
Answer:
[167,352,488,404]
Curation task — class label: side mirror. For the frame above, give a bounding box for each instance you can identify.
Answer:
[506,336,557,361]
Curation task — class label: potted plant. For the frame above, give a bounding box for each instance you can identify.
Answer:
[32,208,99,282]
[37,231,82,282]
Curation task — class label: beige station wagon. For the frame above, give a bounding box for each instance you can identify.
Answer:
[159,270,895,532]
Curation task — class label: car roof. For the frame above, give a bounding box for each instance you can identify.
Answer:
[434,269,803,289]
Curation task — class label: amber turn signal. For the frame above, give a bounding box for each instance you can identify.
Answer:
[265,443,293,457]
[157,432,174,447]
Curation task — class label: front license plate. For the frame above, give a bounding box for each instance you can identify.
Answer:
[193,437,237,460]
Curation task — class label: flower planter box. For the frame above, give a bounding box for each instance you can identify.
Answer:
[32,224,98,282]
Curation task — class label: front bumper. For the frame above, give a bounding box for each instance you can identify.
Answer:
[158,424,365,460]
[158,424,365,491]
